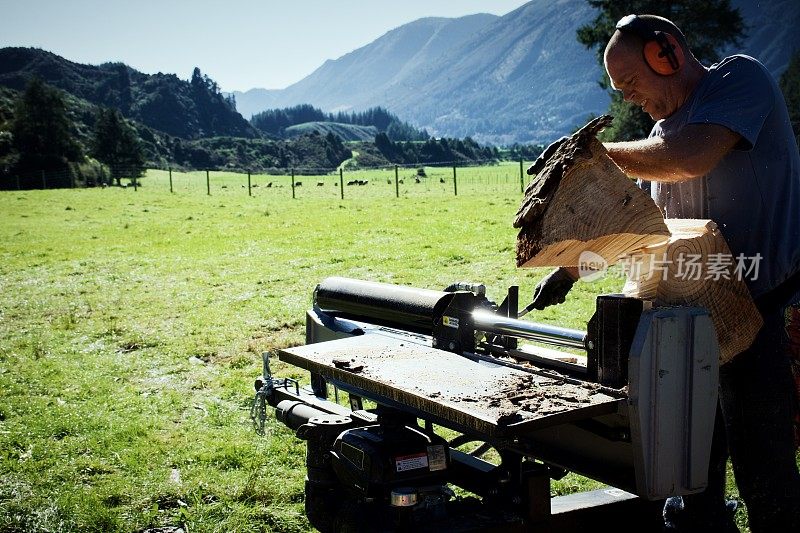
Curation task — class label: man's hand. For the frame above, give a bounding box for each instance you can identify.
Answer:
[527,136,568,176]
[530,267,576,310]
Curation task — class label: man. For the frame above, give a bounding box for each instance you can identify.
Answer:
[531,14,800,533]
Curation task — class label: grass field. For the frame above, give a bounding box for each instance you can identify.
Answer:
[0,169,762,531]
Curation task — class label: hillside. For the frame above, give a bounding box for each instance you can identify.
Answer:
[0,82,355,175]
[0,47,259,139]
[284,122,378,142]
[0,49,368,174]
[234,0,799,145]
[0,81,495,177]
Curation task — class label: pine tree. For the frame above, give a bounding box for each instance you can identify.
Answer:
[190,67,204,88]
[114,64,133,114]
[577,1,745,141]
[11,77,83,173]
[92,107,145,185]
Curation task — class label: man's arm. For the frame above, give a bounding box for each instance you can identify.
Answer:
[604,123,741,183]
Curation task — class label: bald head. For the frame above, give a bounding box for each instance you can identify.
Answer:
[604,14,691,66]
[604,30,642,71]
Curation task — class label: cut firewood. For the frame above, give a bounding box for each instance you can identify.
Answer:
[515,116,762,363]
[621,219,762,363]
[515,115,670,268]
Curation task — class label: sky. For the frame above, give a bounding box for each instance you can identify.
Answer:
[0,0,532,93]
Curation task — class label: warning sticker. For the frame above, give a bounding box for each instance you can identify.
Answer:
[427,445,447,471]
[442,316,459,329]
[395,452,429,472]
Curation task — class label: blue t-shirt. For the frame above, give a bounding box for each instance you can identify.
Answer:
[648,55,800,298]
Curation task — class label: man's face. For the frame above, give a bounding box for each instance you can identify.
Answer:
[605,43,673,120]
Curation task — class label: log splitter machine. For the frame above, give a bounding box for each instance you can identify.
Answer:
[251,276,719,532]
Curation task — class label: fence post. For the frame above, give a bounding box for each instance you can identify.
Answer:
[247,171,252,197]
[133,171,138,191]
[453,166,457,196]
[291,169,295,199]
[206,170,210,195]
[519,158,525,193]
[339,168,344,200]
[15,173,20,190]
[169,167,173,193]
[41,170,46,189]
[69,166,75,188]
[394,165,399,198]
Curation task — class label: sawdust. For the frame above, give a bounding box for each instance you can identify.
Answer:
[481,373,602,420]
[430,369,612,426]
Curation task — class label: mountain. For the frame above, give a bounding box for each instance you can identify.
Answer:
[0,47,259,139]
[231,13,498,120]
[235,0,799,145]
[386,0,606,144]
[235,2,607,144]
[231,87,281,120]
[723,0,800,75]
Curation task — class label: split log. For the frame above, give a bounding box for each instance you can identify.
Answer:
[515,115,762,363]
[621,219,762,363]
[515,116,671,268]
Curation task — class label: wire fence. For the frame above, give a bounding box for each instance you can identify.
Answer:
[1,167,77,190]
[0,160,533,198]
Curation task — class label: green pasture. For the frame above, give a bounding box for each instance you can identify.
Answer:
[0,173,753,532]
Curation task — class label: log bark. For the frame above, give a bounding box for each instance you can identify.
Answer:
[515,116,670,268]
[621,219,762,363]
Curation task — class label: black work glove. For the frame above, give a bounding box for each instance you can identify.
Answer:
[530,267,576,310]
[526,136,568,176]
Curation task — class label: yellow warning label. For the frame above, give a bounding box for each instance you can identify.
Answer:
[442,316,459,329]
